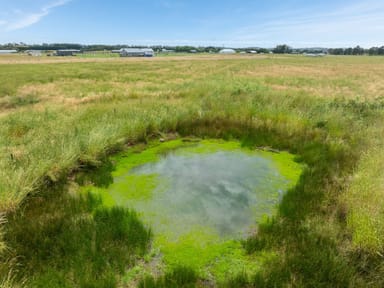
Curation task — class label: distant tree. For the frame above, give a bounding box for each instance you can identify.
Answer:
[352,45,364,55]
[273,44,292,54]
[344,47,353,55]
[257,48,270,53]
[368,47,378,56]
[175,46,196,53]
[203,46,220,53]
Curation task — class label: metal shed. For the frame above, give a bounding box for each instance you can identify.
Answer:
[0,50,17,54]
[120,48,154,57]
[56,49,81,56]
[26,50,43,56]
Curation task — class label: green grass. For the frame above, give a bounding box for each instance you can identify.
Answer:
[138,266,198,288]
[77,52,119,58]
[3,185,151,287]
[0,55,384,286]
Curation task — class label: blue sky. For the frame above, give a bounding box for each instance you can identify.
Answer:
[0,0,383,47]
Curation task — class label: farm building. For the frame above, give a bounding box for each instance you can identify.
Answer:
[0,50,17,54]
[56,49,81,56]
[119,48,154,57]
[25,50,42,56]
[304,53,326,57]
[219,48,236,54]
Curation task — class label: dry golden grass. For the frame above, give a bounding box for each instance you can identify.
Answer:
[238,59,384,100]
[0,53,274,64]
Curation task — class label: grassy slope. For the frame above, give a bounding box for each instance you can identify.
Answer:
[0,54,384,286]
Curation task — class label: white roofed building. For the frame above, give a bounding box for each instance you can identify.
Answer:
[120,48,154,57]
[0,50,17,54]
[219,48,236,54]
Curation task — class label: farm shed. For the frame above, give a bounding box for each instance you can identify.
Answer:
[0,50,17,54]
[120,48,154,57]
[56,49,81,56]
[26,50,42,56]
[219,48,236,54]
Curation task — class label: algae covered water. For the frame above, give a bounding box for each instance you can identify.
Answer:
[83,139,302,278]
[129,151,286,238]
[90,139,301,239]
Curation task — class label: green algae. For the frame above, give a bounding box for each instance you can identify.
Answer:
[112,174,158,201]
[80,138,303,282]
[112,139,187,177]
[155,228,265,282]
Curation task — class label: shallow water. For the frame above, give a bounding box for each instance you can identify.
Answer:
[110,145,291,239]
[82,140,302,277]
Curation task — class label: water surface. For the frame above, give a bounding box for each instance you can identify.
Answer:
[101,140,299,239]
[83,140,302,277]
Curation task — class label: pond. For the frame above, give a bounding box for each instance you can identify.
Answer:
[82,139,302,280]
[126,150,287,238]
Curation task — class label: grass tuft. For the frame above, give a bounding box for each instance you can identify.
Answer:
[138,266,198,288]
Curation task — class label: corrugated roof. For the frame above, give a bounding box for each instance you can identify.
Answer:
[57,49,81,52]
[121,48,154,53]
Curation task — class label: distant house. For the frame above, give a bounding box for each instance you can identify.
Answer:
[0,50,17,54]
[219,48,236,54]
[120,48,154,57]
[56,49,81,56]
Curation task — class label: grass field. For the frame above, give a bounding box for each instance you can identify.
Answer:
[0,54,384,287]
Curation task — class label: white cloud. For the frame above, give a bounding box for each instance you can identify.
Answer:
[1,0,71,31]
[231,0,384,47]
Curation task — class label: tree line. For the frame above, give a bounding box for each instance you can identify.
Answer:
[273,44,384,55]
[328,46,384,55]
[0,43,267,53]
[1,43,384,55]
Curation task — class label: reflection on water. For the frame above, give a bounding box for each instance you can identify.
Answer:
[117,150,288,238]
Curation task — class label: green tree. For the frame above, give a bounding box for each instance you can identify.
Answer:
[273,44,292,54]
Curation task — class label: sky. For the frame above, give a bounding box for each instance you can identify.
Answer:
[0,0,383,48]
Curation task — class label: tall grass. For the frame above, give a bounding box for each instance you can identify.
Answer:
[3,185,151,287]
[1,55,384,286]
[138,266,197,288]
